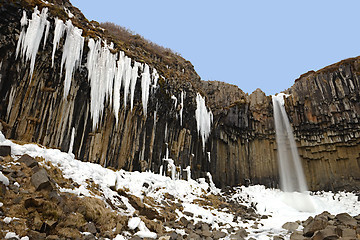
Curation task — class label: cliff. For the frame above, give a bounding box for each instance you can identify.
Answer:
[0,0,359,191]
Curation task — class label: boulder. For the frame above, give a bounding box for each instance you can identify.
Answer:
[303,218,328,237]
[212,231,226,239]
[0,145,11,156]
[282,222,300,232]
[31,168,53,191]
[311,226,338,240]
[335,213,357,227]
[19,154,38,168]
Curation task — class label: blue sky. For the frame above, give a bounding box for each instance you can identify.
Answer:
[71,0,360,95]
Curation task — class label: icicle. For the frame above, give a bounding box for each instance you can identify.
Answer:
[179,91,185,126]
[195,93,213,150]
[68,127,75,155]
[151,69,159,90]
[207,152,211,162]
[130,62,141,111]
[60,20,84,99]
[15,11,28,58]
[16,7,50,78]
[113,51,125,124]
[51,18,65,67]
[163,144,175,180]
[171,95,177,109]
[123,56,132,108]
[184,166,191,181]
[86,38,117,130]
[141,64,151,116]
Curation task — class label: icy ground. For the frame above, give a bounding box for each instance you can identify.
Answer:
[0,132,359,239]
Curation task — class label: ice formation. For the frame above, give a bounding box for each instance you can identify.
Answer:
[141,64,151,116]
[68,127,75,155]
[179,91,185,126]
[51,18,65,67]
[171,95,177,109]
[195,93,213,150]
[113,51,125,124]
[130,62,141,111]
[15,7,163,129]
[16,7,50,78]
[60,20,84,99]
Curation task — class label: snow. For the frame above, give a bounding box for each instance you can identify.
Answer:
[60,20,84,99]
[0,202,3,207]
[195,93,213,150]
[0,171,9,185]
[1,131,359,239]
[63,7,74,18]
[3,217,13,224]
[5,232,18,239]
[141,64,151,116]
[16,7,50,79]
[51,18,65,67]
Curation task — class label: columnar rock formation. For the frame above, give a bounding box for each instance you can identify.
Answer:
[0,0,359,191]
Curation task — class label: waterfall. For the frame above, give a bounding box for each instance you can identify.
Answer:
[273,93,315,212]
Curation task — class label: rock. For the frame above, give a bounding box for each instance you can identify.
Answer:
[311,226,338,240]
[212,231,226,239]
[230,228,248,239]
[83,233,96,240]
[159,236,171,240]
[303,218,328,237]
[45,235,60,240]
[202,230,212,237]
[84,222,97,234]
[187,232,201,240]
[31,168,53,191]
[168,232,180,240]
[129,236,142,240]
[19,154,38,168]
[335,213,357,227]
[0,145,11,156]
[290,231,307,240]
[28,230,46,240]
[24,197,42,208]
[338,227,356,238]
[184,211,194,217]
[282,222,300,232]
[201,223,210,232]
[179,216,189,226]
[273,236,284,240]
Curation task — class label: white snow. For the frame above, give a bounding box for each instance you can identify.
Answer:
[16,7,50,79]
[51,18,65,67]
[195,93,213,150]
[127,217,141,230]
[5,232,18,239]
[4,217,13,224]
[60,20,84,99]
[0,202,3,207]
[63,7,74,18]
[0,171,9,185]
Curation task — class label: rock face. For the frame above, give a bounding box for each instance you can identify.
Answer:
[0,0,359,191]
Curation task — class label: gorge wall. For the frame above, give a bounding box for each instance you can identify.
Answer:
[0,0,359,191]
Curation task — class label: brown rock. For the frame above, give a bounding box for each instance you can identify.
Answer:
[84,222,97,234]
[213,230,226,239]
[282,222,300,232]
[303,218,328,237]
[0,146,11,157]
[31,168,53,191]
[19,154,38,168]
[311,226,338,240]
[335,213,357,227]
[290,231,307,240]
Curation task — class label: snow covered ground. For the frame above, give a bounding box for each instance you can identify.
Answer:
[0,131,359,239]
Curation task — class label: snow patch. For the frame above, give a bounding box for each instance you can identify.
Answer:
[0,172,9,185]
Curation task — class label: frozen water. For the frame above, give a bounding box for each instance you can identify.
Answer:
[16,7,50,79]
[141,64,151,116]
[179,91,185,126]
[51,18,65,67]
[113,51,125,124]
[68,127,75,155]
[60,20,84,99]
[195,93,213,150]
[130,62,141,111]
